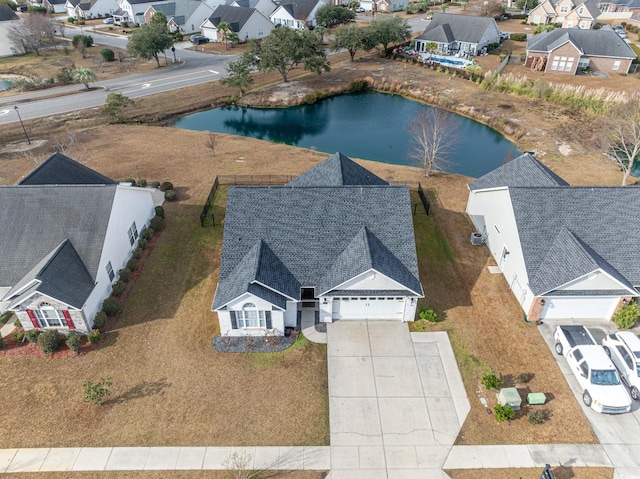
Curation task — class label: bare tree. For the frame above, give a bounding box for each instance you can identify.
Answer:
[608,103,640,186]
[8,14,57,56]
[94,56,104,73]
[205,133,217,161]
[408,108,461,177]
[222,450,253,479]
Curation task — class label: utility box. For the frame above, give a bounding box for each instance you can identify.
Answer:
[497,387,522,411]
[527,392,547,405]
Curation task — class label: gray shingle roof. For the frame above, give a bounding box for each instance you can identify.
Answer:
[152,2,177,15]
[276,0,319,20]
[509,187,640,294]
[526,27,636,59]
[19,152,117,186]
[209,5,255,30]
[415,13,499,44]
[287,152,388,187]
[469,153,569,191]
[0,185,116,287]
[576,0,601,19]
[0,4,19,21]
[212,164,423,310]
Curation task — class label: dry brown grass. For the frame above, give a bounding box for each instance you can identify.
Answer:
[1,472,327,478]
[446,467,613,479]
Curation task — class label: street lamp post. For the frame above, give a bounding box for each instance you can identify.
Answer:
[14,106,30,145]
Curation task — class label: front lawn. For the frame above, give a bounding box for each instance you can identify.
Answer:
[0,188,329,448]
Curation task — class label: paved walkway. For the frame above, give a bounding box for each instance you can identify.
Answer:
[301,308,327,344]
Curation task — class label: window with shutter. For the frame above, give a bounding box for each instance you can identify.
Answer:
[265,311,272,329]
[62,310,75,329]
[230,310,238,329]
[26,309,40,328]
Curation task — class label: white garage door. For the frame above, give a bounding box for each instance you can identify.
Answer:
[333,297,405,320]
[540,297,619,320]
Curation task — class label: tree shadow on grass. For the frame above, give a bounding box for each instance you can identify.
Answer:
[103,377,171,405]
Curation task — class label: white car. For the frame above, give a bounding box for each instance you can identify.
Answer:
[565,345,632,414]
[103,17,114,24]
[603,331,640,401]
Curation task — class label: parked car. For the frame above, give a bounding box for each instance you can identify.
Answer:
[553,324,596,355]
[617,31,627,39]
[355,6,365,12]
[565,345,632,414]
[190,34,210,45]
[500,32,509,41]
[603,331,640,401]
[103,17,114,24]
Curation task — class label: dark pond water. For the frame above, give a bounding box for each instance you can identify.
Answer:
[174,91,520,178]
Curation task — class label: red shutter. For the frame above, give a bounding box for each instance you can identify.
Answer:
[26,309,40,328]
[62,310,75,329]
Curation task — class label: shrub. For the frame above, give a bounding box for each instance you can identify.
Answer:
[482,373,503,390]
[141,227,154,240]
[0,311,12,324]
[303,93,318,104]
[93,311,107,329]
[612,301,640,329]
[160,181,174,191]
[37,329,61,355]
[56,65,75,83]
[138,178,147,187]
[138,238,148,250]
[100,48,115,61]
[132,248,143,260]
[517,372,532,384]
[149,215,163,231]
[0,335,4,351]
[25,329,42,343]
[68,16,76,23]
[72,34,93,48]
[509,33,527,42]
[84,35,93,47]
[28,5,48,12]
[124,177,137,186]
[155,205,165,218]
[419,308,440,322]
[102,297,121,317]
[14,318,21,328]
[174,32,184,42]
[118,268,131,282]
[112,279,126,297]
[351,79,367,92]
[83,378,111,404]
[528,410,546,425]
[66,331,82,354]
[14,330,25,343]
[494,404,514,423]
[164,189,177,201]
[126,258,138,271]
[150,181,161,188]
[87,329,101,343]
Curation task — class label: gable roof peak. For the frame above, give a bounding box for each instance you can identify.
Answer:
[287,152,388,187]
[18,152,117,186]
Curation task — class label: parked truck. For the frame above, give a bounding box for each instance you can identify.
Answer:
[554,325,632,414]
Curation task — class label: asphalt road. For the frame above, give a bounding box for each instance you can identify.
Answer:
[0,27,237,126]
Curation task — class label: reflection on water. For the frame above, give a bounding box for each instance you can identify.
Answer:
[174,91,520,178]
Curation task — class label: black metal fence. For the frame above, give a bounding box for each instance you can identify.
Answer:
[417,182,430,215]
[218,175,293,185]
[200,176,220,227]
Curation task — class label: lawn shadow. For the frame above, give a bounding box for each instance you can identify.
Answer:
[103,377,171,405]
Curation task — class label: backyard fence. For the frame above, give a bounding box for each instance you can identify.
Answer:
[217,175,293,185]
[417,182,430,216]
[493,53,511,77]
[200,176,220,227]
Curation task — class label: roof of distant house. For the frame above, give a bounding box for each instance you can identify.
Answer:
[527,27,636,58]
[208,4,256,30]
[287,152,389,187]
[415,13,499,44]
[0,4,19,21]
[274,0,319,20]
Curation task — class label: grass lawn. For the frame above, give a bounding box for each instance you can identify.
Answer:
[0,186,329,448]
[8,472,328,478]
[446,467,613,479]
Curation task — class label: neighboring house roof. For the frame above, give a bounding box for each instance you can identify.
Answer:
[0,4,19,21]
[601,0,640,6]
[415,13,498,44]
[208,4,255,31]
[468,153,569,191]
[18,152,117,185]
[0,185,117,300]
[47,0,68,5]
[276,0,319,21]
[286,152,388,187]
[527,27,636,58]
[510,186,640,294]
[152,2,177,15]
[149,0,201,23]
[213,153,423,310]
[575,0,601,19]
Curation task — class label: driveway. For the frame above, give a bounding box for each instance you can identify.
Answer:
[327,320,469,478]
[538,319,640,476]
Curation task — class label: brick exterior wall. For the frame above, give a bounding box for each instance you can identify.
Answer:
[527,297,546,324]
[611,296,634,319]
[546,42,581,74]
[15,294,89,334]
[588,56,632,74]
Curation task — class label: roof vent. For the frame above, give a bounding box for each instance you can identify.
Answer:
[470,232,484,246]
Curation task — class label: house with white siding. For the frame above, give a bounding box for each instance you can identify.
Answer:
[0,5,24,58]
[225,0,275,18]
[200,4,273,42]
[269,0,326,29]
[144,0,216,33]
[414,13,501,56]
[0,153,161,334]
[65,0,118,19]
[212,153,424,337]
[466,153,639,323]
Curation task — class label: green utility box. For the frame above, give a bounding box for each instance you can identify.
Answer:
[527,392,547,405]
[497,387,522,411]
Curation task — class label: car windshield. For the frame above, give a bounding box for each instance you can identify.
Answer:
[636,363,640,377]
[591,369,620,386]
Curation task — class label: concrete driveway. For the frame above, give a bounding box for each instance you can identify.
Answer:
[538,319,640,475]
[327,320,469,478]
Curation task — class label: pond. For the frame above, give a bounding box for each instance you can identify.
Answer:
[0,80,13,92]
[174,91,520,178]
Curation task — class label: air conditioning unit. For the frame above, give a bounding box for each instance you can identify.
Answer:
[470,232,484,246]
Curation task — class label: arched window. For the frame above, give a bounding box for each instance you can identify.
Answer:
[34,303,65,328]
[237,302,265,328]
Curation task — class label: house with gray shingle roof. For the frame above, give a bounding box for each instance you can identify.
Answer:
[0,153,159,334]
[200,4,273,42]
[0,4,24,58]
[269,0,327,29]
[466,153,639,323]
[525,26,636,74]
[226,0,275,18]
[65,0,118,20]
[212,153,424,337]
[414,13,501,56]
[561,0,601,28]
[598,0,640,16]
[144,0,217,33]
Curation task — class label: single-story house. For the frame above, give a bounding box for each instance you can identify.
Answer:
[562,0,601,28]
[144,0,216,33]
[0,4,25,57]
[65,0,118,19]
[225,0,275,19]
[414,13,501,56]
[525,26,636,74]
[0,153,161,334]
[200,4,272,41]
[269,0,327,29]
[43,0,68,13]
[466,153,639,323]
[212,152,424,336]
